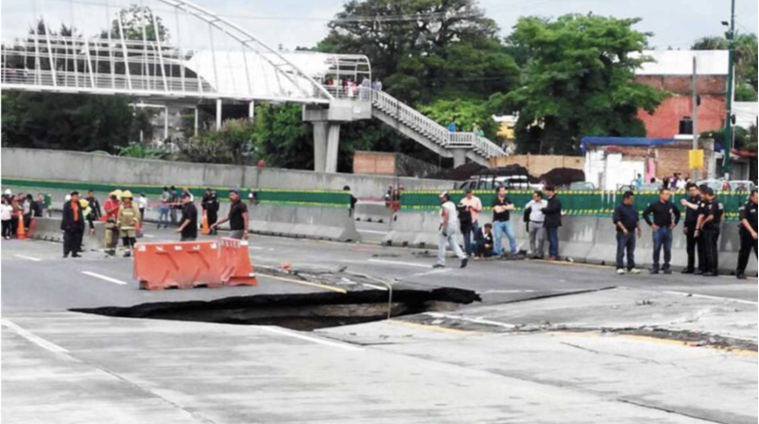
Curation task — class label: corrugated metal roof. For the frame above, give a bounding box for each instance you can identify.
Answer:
[634,50,729,76]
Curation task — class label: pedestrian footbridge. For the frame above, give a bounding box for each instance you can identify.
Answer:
[0,0,505,170]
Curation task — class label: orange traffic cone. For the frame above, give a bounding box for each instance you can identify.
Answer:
[16,213,26,240]
[201,211,210,235]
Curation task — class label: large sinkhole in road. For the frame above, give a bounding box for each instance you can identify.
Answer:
[72,288,480,331]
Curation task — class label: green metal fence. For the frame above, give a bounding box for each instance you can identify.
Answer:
[400,189,750,221]
[1,178,352,208]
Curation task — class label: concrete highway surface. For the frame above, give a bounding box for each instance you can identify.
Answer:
[2,221,757,423]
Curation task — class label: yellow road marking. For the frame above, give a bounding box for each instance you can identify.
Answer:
[551,330,758,357]
[260,274,348,294]
[386,319,479,335]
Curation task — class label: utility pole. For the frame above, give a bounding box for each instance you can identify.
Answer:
[691,55,700,181]
[722,0,736,176]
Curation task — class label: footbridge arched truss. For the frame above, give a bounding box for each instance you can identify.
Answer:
[0,0,334,104]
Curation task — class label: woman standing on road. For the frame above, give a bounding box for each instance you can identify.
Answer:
[1,198,13,239]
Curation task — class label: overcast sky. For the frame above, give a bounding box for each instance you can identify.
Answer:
[2,0,757,50]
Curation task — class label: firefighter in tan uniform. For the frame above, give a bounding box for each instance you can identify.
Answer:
[117,191,141,257]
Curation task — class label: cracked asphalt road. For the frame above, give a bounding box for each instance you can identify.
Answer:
[2,222,757,423]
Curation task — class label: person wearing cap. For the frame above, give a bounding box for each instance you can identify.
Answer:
[211,189,249,239]
[117,190,140,257]
[60,191,85,258]
[102,190,121,255]
[434,191,468,269]
[79,198,96,239]
[176,192,198,241]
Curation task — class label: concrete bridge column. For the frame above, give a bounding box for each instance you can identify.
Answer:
[312,121,341,173]
[451,148,467,169]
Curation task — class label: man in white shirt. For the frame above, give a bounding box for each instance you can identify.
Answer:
[524,191,548,259]
[459,189,483,257]
[434,191,468,269]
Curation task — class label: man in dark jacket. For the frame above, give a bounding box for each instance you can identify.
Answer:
[85,190,102,221]
[612,191,641,274]
[736,189,758,279]
[643,189,681,274]
[201,188,220,235]
[679,183,704,274]
[695,188,723,277]
[541,186,562,260]
[60,191,85,258]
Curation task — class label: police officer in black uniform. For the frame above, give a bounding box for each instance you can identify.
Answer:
[736,189,758,280]
[695,188,723,277]
[679,183,704,274]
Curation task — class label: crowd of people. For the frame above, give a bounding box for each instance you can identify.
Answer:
[435,184,758,279]
[435,186,563,268]
[54,186,251,258]
[1,190,46,240]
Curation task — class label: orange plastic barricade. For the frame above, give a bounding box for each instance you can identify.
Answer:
[134,241,224,290]
[219,237,258,286]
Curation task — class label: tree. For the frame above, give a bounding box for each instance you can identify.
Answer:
[1,92,148,152]
[252,105,313,169]
[692,32,758,95]
[502,14,667,155]
[318,0,518,104]
[180,119,255,165]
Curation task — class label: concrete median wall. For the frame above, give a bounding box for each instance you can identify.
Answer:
[30,217,105,251]
[1,148,454,199]
[354,202,394,223]
[250,204,361,242]
[385,212,757,274]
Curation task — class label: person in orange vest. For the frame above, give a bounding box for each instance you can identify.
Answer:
[60,191,85,258]
[101,190,121,256]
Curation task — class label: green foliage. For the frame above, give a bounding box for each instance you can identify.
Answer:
[692,33,758,91]
[418,98,497,137]
[117,142,166,159]
[502,14,667,155]
[702,125,751,151]
[749,123,758,153]
[1,92,149,152]
[180,119,255,165]
[251,104,313,169]
[103,5,169,42]
[318,0,518,104]
[735,83,758,102]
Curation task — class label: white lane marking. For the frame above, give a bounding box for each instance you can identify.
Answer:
[366,259,431,269]
[411,269,453,278]
[249,246,265,250]
[142,234,155,238]
[14,254,42,262]
[664,291,758,305]
[256,326,362,351]
[2,319,68,354]
[424,312,517,329]
[81,271,129,286]
[357,229,388,235]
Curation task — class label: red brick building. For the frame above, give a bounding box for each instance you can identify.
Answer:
[634,50,729,138]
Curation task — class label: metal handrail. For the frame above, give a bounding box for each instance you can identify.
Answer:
[371,90,506,159]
